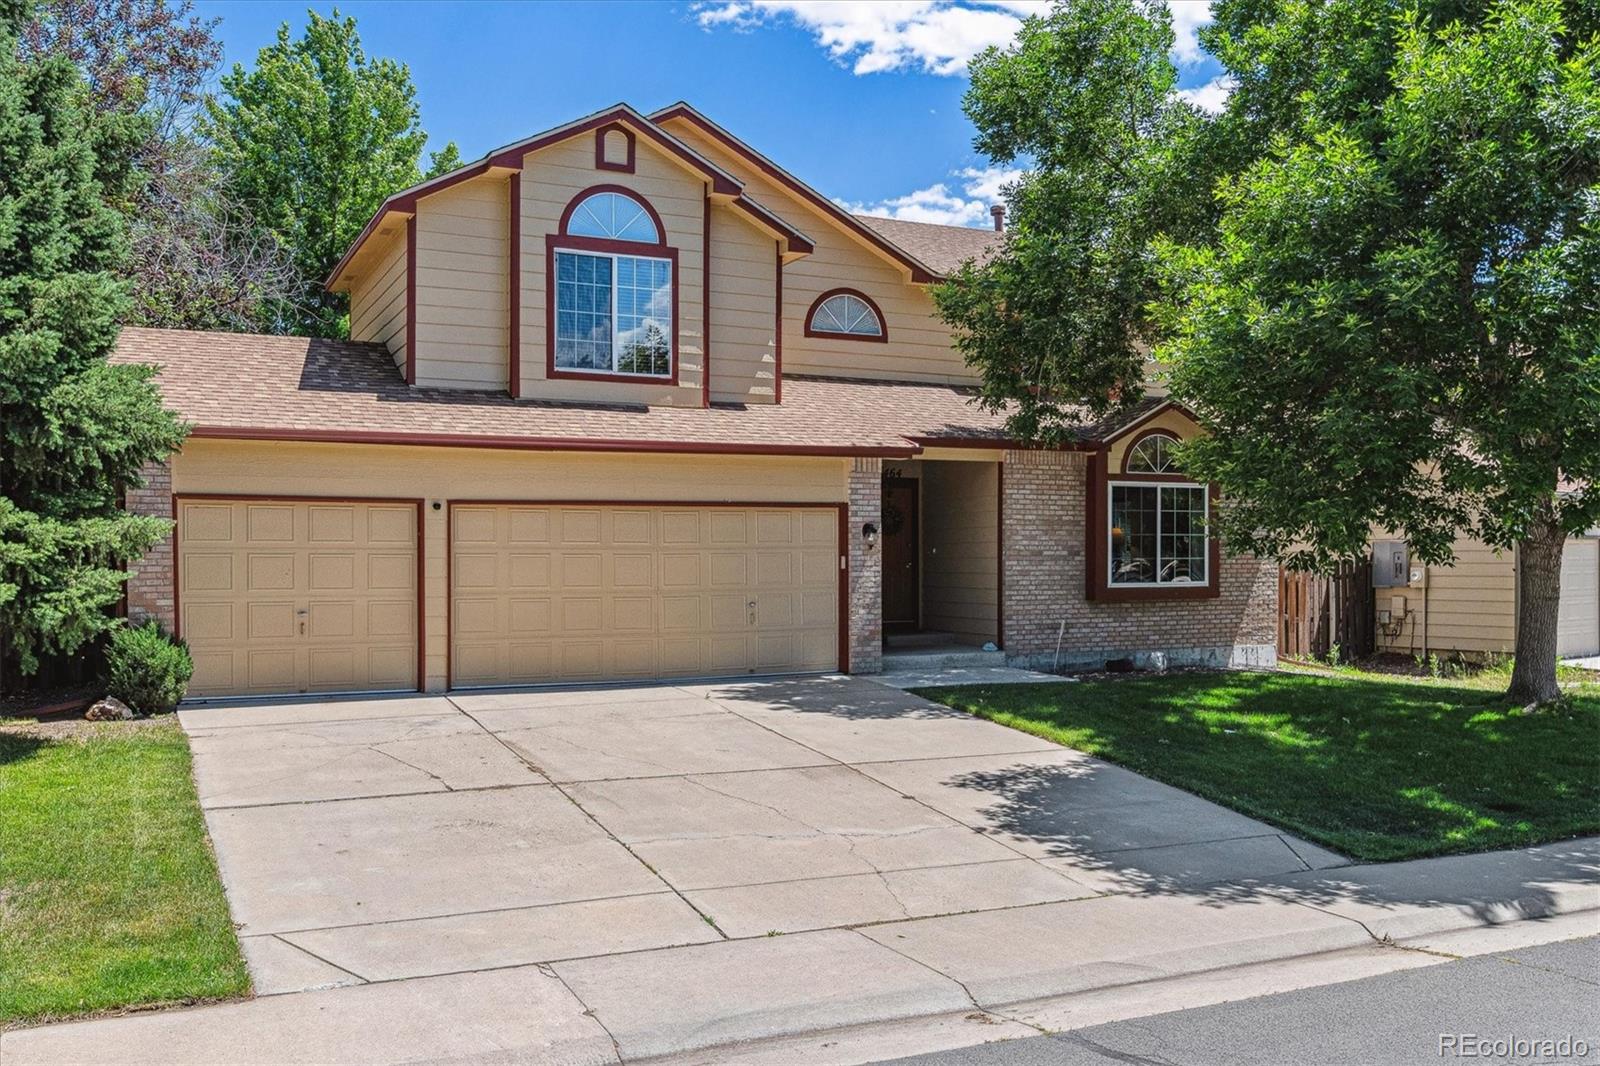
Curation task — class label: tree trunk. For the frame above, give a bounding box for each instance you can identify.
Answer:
[1507,515,1565,705]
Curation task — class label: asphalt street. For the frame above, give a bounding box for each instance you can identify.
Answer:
[877,935,1600,1066]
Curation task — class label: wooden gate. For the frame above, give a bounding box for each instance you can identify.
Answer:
[1279,560,1374,661]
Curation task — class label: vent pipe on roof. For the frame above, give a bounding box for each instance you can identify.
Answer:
[990,204,1006,232]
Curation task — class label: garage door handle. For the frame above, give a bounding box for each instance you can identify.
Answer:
[747,599,757,626]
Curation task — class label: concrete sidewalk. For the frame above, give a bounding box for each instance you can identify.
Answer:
[5,836,1595,1065]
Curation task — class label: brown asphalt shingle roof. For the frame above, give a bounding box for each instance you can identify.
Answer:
[114,328,1164,455]
[112,327,1042,456]
[852,216,1002,275]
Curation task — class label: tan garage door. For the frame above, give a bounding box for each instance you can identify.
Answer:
[1558,538,1599,659]
[450,504,840,686]
[178,498,420,697]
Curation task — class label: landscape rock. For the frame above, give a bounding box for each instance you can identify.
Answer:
[85,696,135,721]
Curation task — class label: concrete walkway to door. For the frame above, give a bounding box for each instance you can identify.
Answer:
[5,676,1596,1065]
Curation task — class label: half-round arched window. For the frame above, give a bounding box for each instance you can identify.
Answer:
[1125,433,1181,474]
[564,189,660,243]
[805,289,886,342]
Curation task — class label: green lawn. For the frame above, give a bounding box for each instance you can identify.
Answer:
[916,671,1600,863]
[0,721,249,1027]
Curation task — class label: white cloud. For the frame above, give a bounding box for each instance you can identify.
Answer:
[693,1,1050,76]
[694,1,1216,76]
[1176,74,1234,113]
[837,165,1025,227]
[1167,0,1214,67]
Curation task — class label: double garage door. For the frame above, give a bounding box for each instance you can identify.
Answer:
[177,497,841,697]
[449,503,841,687]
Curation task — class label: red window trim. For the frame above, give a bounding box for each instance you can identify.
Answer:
[557,183,666,242]
[803,287,888,344]
[594,123,636,174]
[1085,448,1221,602]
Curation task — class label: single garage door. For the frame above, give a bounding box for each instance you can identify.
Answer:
[450,503,840,686]
[178,497,420,697]
[1558,537,1599,659]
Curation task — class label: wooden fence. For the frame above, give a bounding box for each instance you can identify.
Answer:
[1279,560,1374,662]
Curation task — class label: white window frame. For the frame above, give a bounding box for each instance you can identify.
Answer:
[810,293,883,337]
[553,248,674,379]
[1107,480,1210,587]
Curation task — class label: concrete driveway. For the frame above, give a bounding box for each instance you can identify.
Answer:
[180,679,1332,1018]
[9,675,1598,1065]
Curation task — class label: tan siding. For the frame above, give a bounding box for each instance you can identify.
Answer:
[709,203,777,403]
[349,228,407,371]
[1374,535,1517,657]
[920,461,999,645]
[170,439,847,692]
[518,136,705,405]
[663,122,974,386]
[413,178,508,390]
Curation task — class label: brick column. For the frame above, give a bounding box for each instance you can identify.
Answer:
[126,460,177,631]
[1001,449,1086,664]
[848,457,883,674]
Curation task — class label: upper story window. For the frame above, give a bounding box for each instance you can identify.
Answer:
[1108,433,1208,587]
[565,190,660,243]
[805,288,886,343]
[550,187,676,382]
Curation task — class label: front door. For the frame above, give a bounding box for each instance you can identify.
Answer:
[881,478,919,629]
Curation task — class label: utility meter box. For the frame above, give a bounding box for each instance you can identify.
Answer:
[1372,540,1409,587]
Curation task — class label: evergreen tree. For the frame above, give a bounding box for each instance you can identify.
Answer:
[0,0,188,681]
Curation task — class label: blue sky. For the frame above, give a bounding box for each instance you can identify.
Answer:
[191,1,1225,228]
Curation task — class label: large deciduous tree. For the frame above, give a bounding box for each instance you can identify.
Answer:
[0,0,187,683]
[1161,0,1597,704]
[202,9,453,337]
[23,0,300,332]
[937,0,1598,704]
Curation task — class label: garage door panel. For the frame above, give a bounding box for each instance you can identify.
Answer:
[246,505,295,542]
[509,598,552,632]
[246,554,294,591]
[179,499,418,698]
[451,504,838,686]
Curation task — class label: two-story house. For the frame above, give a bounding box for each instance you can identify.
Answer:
[116,103,1277,698]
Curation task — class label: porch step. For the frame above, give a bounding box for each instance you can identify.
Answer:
[880,647,1007,671]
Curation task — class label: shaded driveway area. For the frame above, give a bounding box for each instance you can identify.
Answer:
[184,676,1345,994]
[12,677,1595,1064]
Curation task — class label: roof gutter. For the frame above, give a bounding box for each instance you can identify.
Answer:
[186,425,920,460]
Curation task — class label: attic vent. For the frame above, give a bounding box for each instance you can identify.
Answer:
[596,123,636,173]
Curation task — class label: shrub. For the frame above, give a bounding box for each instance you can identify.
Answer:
[105,623,194,715]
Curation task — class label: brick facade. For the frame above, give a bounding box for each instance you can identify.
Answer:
[126,460,177,631]
[1000,449,1277,670]
[848,457,883,673]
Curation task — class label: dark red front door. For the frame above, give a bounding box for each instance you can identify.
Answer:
[882,478,919,628]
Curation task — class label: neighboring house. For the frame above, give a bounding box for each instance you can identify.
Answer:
[115,102,1277,699]
[1369,528,1600,663]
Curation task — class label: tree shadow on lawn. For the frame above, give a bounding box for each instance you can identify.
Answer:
[941,756,1597,923]
[0,732,51,768]
[715,672,1600,921]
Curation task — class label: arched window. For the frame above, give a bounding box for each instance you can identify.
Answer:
[1108,432,1208,587]
[550,186,675,381]
[1125,433,1181,474]
[564,189,660,243]
[805,289,886,342]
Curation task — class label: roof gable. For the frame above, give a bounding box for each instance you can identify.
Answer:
[650,102,944,284]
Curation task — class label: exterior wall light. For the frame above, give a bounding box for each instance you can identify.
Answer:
[862,522,879,550]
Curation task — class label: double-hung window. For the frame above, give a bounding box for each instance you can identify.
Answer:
[551,189,674,380]
[1108,434,1209,586]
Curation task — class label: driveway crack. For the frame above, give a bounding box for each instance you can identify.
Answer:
[447,696,731,941]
